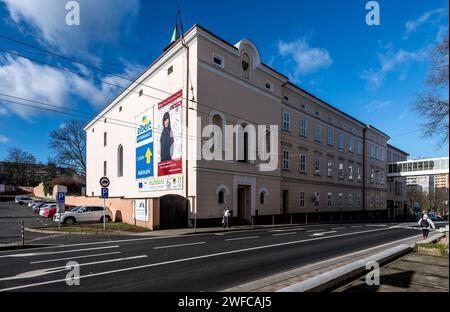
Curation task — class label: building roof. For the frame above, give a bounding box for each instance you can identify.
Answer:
[387,144,409,156]
[85,23,395,142]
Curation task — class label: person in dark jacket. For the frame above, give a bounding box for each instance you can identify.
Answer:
[160,112,174,162]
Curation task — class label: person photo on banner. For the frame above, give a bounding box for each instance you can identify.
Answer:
[160,111,174,162]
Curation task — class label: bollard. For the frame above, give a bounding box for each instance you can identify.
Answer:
[21,220,24,246]
[290,214,293,225]
[305,214,308,225]
[272,215,275,225]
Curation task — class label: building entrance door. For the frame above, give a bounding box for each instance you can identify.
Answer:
[237,185,251,220]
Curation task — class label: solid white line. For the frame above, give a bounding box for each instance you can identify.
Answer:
[306,229,324,233]
[331,227,346,230]
[272,232,297,237]
[269,227,305,232]
[365,224,387,227]
[153,242,205,249]
[225,236,259,241]
[30,252,122,264]
[351,225,363,228]
[0,227,414,292]
[0,246,120,259]
[309,231,337,237]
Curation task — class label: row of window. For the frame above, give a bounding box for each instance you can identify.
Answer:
[300,191,362,208]
[282,152,363,181]
[283,112,363,154]
[370,144,386,161]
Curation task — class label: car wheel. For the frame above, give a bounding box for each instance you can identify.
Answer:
[18,201,23,205]
[64,217,75,226]
[101,216,111,223]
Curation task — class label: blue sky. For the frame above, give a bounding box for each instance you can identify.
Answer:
[0,0,448,162]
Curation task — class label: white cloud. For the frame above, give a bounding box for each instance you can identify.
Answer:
[0,134,10,143]
[0,54,141,119]
[435,25,449,43]
[278,38,333,81]
[363,100,392,112]
[0,105,7,115]
[0,0,140,54]
[361,46,429,91]
[404,8,447,39]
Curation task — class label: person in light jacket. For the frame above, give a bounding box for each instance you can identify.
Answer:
[222,207,231,228]
[418,213,435,239]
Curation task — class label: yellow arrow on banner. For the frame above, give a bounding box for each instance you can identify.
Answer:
[145,147,152,164]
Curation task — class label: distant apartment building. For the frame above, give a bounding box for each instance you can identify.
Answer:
[83,25,409,229]
[434,173,449,191]
[406,175,434,194]
[386,144,408,218]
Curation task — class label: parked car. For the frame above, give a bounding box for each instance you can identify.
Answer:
[33,202,56,214]
[39,203,58,217]
[41,204,77,218]
[428,213,444,221]
[15,195,34,205]
[53,205,112,226]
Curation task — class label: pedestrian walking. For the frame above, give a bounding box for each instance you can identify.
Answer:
[222,207,231,228]
[418,213,435,239]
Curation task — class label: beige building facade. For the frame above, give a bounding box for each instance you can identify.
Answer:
[82,25,408,229]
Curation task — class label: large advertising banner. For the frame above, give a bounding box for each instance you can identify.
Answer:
[135,108,154,179]
[136,90,183,193]
[155,90,183,176]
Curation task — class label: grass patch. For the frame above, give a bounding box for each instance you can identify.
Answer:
[414,242,449,257]
[41,222,151,234]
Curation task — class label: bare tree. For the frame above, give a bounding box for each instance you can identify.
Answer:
[2,148,38,186]
[414,35,449,147]
[49,119,86,176]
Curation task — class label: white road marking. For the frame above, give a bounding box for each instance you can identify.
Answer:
[0,227,415,292]
[0,255,147,281]
[225,236,259,241]
[365,224,388,227]
[153,242,206,249]
[0,246,119,259]
[30,252,122,264]
[306,229,324,233]
[350,225,363,228]
[331,227,346,230]
[310,231,337,237]
[272,232,297,237]
[270,227,305,232]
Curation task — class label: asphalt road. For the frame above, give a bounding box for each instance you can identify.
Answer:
[1,213,446,292]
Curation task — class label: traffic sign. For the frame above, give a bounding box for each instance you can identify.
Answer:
[56,192,65,204]
[100,177,110,188]
[101,188,109,199]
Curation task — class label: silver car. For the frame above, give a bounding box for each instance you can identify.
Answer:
[15,195,34,205]
[53,205,113,225]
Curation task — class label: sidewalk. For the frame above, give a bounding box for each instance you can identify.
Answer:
[335,252,449,292]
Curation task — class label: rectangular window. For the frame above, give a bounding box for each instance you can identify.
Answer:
[314,157,320,175]
[283,95,289,102]
[300,119,307,137]
[314,192,320,207]
[381,148,385,161]
[265,81,273,91]
[370,196,374,208]
[357,193,362,207]
[103,132,107,147]
[315,111,321,117]
[300,154,307,173]
[349,194,353,207]
[327,192,332,207]
[349,165,353,180]
[300,103,307,110]
[339,162,344,178]
[315,124,321,142]
[103,161,107,176]
[283,111,291,132]
[327,160,333,177]
[167,65,174,75]
[371,145,375,158]
[300,192,305,208]
[376,146,380,160]
[327,128,333,145]
[338,193,343,208]
[370,170,375,183]
[282,150,290,170]
[212,53,224,68]
[339,133,345,150]
[357,142,363,155]
[357,167,361,181]
[349,137,354,153]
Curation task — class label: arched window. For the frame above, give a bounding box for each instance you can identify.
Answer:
[242,52,250,80]
[260,192,265,204]
[218,190,225,204]
[117,145,124,177]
